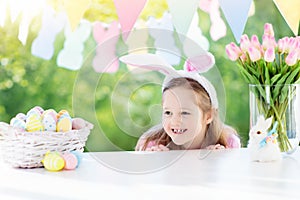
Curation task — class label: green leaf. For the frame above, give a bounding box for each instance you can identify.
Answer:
[245,64,260,78]
[272,72,291,100]
[238,65,254,83]
[284,67,300,85]
[270,74,282,85]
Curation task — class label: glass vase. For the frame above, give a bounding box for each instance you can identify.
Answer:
[249,84,300,153]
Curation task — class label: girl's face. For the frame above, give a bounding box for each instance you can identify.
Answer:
[162,86,212,149]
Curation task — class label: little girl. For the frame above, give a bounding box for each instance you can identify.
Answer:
[120,53,241,151]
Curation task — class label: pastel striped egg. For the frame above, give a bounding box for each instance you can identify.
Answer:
[57,110,70,119]
[42,152,65,171]
[56,116,72,132]
[32,106,44,114]
[25,114,44,132]
[71,151,82,167]
[26,108,42,120]
[10,117,26,131]
[62,153,78,170]
[16,113,26,121]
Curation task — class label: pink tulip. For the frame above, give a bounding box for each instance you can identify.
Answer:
[251,35,261,49]
[264,47,275,62]
[225,42,242,61]
[289,37,299,52]
[240,34,251,51]
[278,37,288,53]
[248,45,261,62]
[262,35,277,50]
[285,50,298,66]
[263,23,274,37]
[239,53,247,63]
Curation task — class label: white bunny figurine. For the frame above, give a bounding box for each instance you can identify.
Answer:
[248,115,282,162]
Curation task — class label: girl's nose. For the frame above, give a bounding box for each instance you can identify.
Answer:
[171,115,182,125]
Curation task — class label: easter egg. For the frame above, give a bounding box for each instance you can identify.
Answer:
[72,118,86,130]
[33,106,44,114]
[42,109,57,131]
[26,108,42,120]
[63,153,78,170]
[56,116,72,132]
[25,114,44,132]
[57,110,70,119]
[43,109,58,120]
[42,152,65,171]
[16,113,26,121]
[71,151,82,167]
[42,115,57,131]
[10,117,26,131]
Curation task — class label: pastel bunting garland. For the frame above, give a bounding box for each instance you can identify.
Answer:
[166,0,200,35]
[92,21,120,73]
[31,7,67,60]
[113,0,147,40]
[219,0,253,43]
[147,12,181,66]
[273,0,300,36]
[57,19,92,70]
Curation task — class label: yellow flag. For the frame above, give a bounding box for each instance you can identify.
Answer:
[63,0,91,31]
[273,0,300,35]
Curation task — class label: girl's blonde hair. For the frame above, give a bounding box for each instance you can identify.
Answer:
[138,77,228,150]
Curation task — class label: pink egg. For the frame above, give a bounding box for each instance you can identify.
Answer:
[63,153,78,170]
[33,106,44,114]
[16,113,26,121]
[10,117,26,131]
[72,118,86,130]
[43,109,58,122]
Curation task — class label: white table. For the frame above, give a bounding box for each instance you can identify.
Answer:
[1,148,300,200]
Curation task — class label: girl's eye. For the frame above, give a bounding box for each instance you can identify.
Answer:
[181,111,191,115]
[164,111,172,116]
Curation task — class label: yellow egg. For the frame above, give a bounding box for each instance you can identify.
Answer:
[25,114,44,132]
[42,152,65,171]
[56,117,72,132]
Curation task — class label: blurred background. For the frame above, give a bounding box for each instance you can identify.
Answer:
[0,0,297,151]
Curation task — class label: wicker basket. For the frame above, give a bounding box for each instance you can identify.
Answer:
[0,120,93,168]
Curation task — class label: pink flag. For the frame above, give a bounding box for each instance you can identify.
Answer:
[113,0,147,40]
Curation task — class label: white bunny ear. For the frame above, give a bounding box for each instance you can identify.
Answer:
[119,53,176,75]
[256,115,273,131]
[264,116,273,130]
[184,52,215,73]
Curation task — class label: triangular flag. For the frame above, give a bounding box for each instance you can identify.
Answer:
[166,0,200,35]
[273,0,300,36]
[62,0,91,31]
[113,0,147,40]
[219,0,252,42]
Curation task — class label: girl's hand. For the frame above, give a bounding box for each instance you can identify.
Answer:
[205,144,225,150]
[145,144,170,151]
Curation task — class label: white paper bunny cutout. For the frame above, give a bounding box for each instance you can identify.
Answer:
[248,115,281,162]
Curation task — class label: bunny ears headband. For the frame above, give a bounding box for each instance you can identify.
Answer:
[119,53,218,109]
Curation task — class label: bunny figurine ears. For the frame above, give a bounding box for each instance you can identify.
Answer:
[119,53,218,109]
